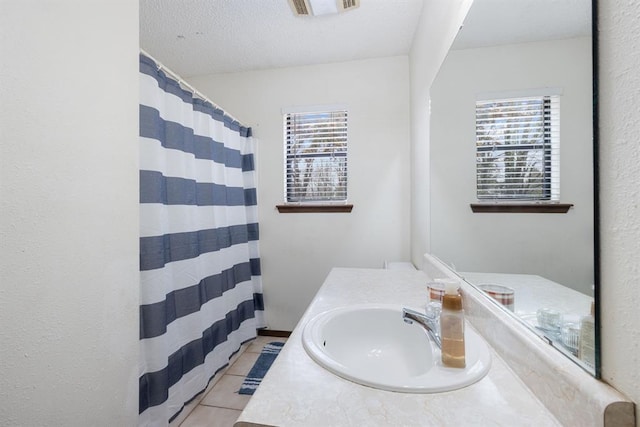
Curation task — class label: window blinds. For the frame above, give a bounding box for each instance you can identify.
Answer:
[284,109,348,203]
[475,95,560,201]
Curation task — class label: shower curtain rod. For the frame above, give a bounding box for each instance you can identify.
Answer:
[140,48,247,127]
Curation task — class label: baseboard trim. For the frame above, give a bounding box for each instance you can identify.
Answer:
[258,329,292,338]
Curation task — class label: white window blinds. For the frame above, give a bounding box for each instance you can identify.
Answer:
[475,95,560,201]
[284,109,348,203]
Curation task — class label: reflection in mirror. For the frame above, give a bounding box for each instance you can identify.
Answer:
[429,0,596,374]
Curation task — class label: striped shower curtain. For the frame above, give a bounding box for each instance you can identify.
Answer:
[138,53,265,426]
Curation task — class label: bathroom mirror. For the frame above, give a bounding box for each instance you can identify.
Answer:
[429,0,597,375]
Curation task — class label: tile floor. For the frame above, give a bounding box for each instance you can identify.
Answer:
[179,335,288,427]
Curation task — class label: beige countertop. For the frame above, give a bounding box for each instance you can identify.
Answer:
[235,267,561,427]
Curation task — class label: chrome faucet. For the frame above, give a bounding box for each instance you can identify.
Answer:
[402,307,442,349]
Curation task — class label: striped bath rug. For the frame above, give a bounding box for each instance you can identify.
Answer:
[238,341,284,395]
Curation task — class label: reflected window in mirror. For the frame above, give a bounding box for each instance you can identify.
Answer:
[475,94,560,201]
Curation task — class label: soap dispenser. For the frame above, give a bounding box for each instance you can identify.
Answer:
[440,282,466,368]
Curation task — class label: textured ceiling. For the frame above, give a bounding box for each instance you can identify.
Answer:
[139,0,424,77]
[452,0,591,50]
[139,0,592,78]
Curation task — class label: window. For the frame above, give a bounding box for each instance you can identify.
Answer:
[282,108,349,208]
[475,95,560,202]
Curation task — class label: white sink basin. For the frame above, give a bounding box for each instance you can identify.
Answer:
[302,304,491,393]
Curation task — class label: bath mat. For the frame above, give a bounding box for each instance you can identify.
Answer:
[238,341,284,395]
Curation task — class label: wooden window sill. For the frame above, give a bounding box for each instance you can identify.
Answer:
[470,203,573,213]
[276,204,353,213]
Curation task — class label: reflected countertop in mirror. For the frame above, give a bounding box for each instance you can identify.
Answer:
[460,271,595,374]
[460,272,593,320]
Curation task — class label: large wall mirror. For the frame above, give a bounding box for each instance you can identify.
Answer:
[430,0,597,375]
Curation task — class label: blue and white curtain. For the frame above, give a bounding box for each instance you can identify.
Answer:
[138,53,265,426]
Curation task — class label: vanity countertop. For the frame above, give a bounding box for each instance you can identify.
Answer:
[235,268,561,427]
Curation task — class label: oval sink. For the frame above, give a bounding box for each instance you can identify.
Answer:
[302,304,491,393]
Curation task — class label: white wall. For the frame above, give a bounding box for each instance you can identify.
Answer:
[189,57,411,331]
[430,37,594,294]
[0,1,139,426]
[409,0,474,267]
[598,0,640,420]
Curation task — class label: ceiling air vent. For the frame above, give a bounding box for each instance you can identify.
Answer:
[289,0,311,15]
[341,0,360,11]
[288,0,360,16]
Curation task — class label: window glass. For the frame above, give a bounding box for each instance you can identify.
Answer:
[284,109,348,203]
